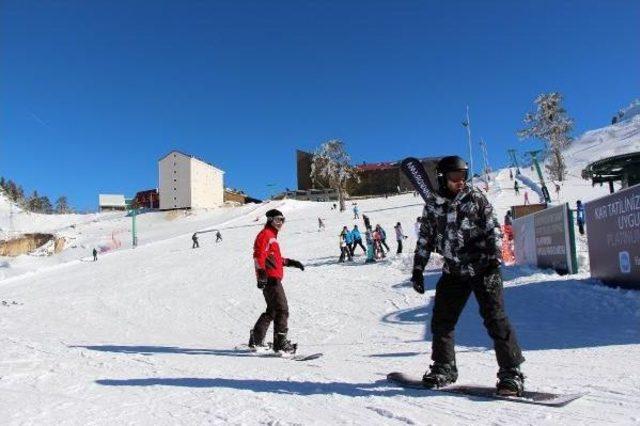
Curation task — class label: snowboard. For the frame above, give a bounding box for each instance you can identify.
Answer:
[387,372,585,407]
[234,344,323,362]
[400,157,436,202]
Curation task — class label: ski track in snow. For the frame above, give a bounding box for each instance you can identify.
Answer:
[1,118,640,424]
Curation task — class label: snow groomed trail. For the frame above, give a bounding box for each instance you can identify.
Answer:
[1,192,639,425]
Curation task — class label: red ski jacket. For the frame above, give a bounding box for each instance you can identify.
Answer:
[253,224,286,280]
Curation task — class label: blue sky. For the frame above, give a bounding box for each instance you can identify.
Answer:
[2,0,638,210]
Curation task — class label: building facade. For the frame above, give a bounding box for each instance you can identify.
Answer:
[159,151,225,210]
[133,189,160,209]
[224,189,262,204]
[98,194,126,212]
[296,149,438,197]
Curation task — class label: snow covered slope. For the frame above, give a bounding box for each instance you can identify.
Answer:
[0,119,639,424]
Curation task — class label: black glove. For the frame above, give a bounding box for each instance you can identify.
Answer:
[286,259,305,271]
[411,268,425,294]
[256,269,268,289]
[483,264,502,294]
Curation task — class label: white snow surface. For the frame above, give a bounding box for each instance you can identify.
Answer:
[1,119,640,424]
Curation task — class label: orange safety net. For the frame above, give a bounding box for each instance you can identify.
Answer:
[501,224,515,265]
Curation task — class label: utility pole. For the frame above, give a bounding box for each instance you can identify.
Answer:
[527,150,551,203]
[462,106,474,186]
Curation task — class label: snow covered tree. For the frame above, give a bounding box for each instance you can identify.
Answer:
[310,139,360,211]
[518,92,574,181]
[55,196,72,214]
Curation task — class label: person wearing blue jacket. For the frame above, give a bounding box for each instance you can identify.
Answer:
[343,226,355,257]
[350,225,367,256]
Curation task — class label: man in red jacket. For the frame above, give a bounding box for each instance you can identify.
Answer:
[249,209,305,354]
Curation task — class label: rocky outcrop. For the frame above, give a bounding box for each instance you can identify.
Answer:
[0,233,65,257]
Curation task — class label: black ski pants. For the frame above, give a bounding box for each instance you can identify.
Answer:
[351,238,366,255]
[338,246,352,262]
[430,269,524,369]
[252,278,289,342]
[396,239,403,254]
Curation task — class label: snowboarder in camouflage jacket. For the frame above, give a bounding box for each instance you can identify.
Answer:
[411,155,525,397]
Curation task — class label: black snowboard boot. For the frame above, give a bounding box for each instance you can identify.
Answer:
[422,362,458,388]
[248,329,269,351]
[273,331,297,354]
[496,366,525,396]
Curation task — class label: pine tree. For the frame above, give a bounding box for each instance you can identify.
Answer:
[55,196,72,214]
[7,180,18,202]
[518,92,574,181]
[310,139,360,211]
[16,185,25,207]
[27,190,42,212]
[39,196,53,214]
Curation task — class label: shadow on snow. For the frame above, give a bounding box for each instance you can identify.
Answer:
[94,376,492,403]
[69,345,253,357]
[382,269,640,351]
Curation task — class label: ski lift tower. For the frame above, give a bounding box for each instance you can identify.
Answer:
[526,150,551,203]
[479,138,492,184]
[126,199,138,247]
[507,149,521,175]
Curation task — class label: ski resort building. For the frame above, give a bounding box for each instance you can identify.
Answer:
[158,151,225,210]
[98,194,126,212]
[296,149,438,197]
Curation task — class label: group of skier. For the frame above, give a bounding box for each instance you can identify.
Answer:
[247,155,526,397]
[338,223,393,263]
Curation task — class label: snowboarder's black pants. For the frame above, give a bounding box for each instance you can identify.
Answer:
[578,221,584,235]
[381,238,390,252]
[396,239,403,254]
[252,278,289,341]
[431,269,525,369]
[192,240,199,248]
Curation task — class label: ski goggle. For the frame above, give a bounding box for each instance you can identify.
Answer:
[270,216,286,224]
[445,170,468,183]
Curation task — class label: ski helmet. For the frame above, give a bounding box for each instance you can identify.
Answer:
[436,155,469,191]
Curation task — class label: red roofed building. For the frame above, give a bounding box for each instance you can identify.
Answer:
[296,150,438,197]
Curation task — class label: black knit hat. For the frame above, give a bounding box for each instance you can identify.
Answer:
[265,209,284,218]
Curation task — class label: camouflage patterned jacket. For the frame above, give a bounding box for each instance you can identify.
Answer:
[413,185,502,277]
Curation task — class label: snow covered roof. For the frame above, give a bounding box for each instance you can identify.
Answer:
[98,194,126,207]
